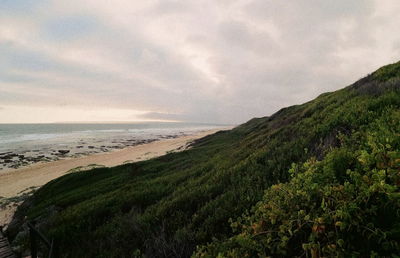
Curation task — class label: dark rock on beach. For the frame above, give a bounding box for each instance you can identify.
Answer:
[1,153,17,160]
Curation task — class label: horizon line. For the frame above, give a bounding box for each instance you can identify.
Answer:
[0,120,234,126]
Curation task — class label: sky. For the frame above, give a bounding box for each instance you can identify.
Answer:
[0,0,400,124]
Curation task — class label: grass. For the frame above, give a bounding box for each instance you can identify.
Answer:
[8,61,400,257]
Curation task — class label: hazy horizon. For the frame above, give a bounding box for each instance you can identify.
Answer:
[1,0,400,124]
[0,121,234,125]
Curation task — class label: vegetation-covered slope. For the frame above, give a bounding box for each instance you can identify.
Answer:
[196,103,400,257]
[10,61,400,257]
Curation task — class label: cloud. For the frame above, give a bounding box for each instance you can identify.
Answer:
[42,15,98,41]
[0,0,46,13]
[0,0,399,123]
[139,112,184,122]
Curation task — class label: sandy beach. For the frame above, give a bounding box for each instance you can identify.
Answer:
[0,128,222,227]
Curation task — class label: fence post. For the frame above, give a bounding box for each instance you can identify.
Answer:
[49,239,54,258]
[29,222,38,258]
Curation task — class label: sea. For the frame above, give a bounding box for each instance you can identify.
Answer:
[0,122,228,171]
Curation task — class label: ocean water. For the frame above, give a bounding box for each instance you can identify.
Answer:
[0,122,228,170]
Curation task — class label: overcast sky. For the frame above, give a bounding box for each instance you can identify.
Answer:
[1,0,399,124]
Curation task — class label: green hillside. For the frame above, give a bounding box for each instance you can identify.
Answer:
[9,61,400,257]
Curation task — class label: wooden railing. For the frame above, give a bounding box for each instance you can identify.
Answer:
[27,222,55,258]
[0,226,15,258]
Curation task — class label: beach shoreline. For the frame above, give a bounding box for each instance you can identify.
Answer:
[0,124,224,171]
[0,128,226,227]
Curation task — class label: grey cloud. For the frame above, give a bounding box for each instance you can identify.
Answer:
[1,0,399,123]
[149,0,193,15]
[139,112,185,121]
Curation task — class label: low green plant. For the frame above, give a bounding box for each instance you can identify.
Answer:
[9,61,400,257]
[195,109,400,257]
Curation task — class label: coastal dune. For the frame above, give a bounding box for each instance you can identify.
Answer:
[0,129,222,226]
